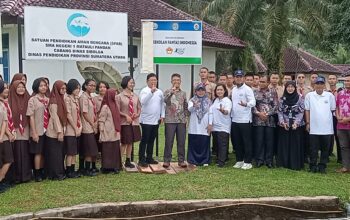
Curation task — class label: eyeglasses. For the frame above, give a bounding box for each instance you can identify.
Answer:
[297,76,305,79]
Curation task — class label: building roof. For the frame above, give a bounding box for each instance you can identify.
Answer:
[334,64,350,76]
[1,0,245,49]
[283,47,343,74]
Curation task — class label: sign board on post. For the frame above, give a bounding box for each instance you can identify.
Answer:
[153,20,202,65]
[24,6,128,62]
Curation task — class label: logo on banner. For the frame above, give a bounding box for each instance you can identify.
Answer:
[175,48,185,55]
[166,47,174,54]
[153,23,158,30]
[194,23,200,31]
[172,23,179,31]
[67,13,90,37]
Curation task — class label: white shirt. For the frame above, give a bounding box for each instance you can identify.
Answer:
[305,91,336,135]
[209,97,232,133]
[231,84,256,123]
[188,100,211,136]
[139,86,165,125]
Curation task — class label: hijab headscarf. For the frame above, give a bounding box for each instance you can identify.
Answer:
[101,89,121,133]
[282,80,299,106]
[10,73,26,85]
[8,80,30,129]
[190,84,211,123]
[49,80,67,126]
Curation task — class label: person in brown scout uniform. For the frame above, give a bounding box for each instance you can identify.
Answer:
[10,73,27,87]
[45,81,67,180]
[27,78,49,182]
[8,80,31,183]
[93,81,110,172]
[99,89,122,174]
[79,79,99,176]
[116,76,141,168]
[0,80,14,193]
[269,73,284,99]
[64,79,82,178]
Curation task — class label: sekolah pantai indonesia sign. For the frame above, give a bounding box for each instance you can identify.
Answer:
[152,20,202,65]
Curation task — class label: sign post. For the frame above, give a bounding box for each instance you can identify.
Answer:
[141,20,203,159]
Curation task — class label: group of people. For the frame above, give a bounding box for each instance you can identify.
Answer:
[195,68,348,174]
[0,73,143,193]
[0,67,349,193]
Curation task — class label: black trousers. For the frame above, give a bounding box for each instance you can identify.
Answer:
[309,134,332,168]
[212,131,229,165]
[254,126,275,164]
[139,124,159,163]
[329,116,342,162]
[231,122,253,163]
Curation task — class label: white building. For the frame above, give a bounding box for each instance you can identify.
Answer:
[1,0,245,96]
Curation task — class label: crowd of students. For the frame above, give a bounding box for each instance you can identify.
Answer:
[0,68,349,193]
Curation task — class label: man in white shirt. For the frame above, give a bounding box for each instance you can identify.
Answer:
[139,73,165,167]
[305,76,336,174]
[231,70,256,170]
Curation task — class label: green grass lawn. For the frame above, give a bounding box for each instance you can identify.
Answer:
[0,125,349,216]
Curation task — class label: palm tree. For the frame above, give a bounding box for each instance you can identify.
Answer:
[202,0,331,72]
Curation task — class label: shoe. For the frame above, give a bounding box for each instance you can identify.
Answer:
[203,164,209,167]
[91,168,100,173]
[162,162,170,168]
[0,181,9,193]
[40,168,47,180]
[146,158,159,165]
[83,169,97,177]
[57,175,66,181]
[34,170,43,182]
[266,163,274,169]
[309,166,318,173]
[125,159,135,168]
[241,163,253,170]
[178,162,187,168]
[67,171,79,178]
[233,161,244,169]
[256,162,264,168]
[217,164,225,168]
[113,169,120,174]
[138,161,148,168]
[336,167,350,173]
[319,167,326,174]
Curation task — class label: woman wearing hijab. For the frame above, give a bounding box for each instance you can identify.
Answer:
[277,81,305,170]
[45,80,67,180]
[64,79,82,178]
[10,73,27,86]
[27,78,49,182]
[92,81,110,172]
[98,89,122,174]
[8,80,32,183]
[187,84,212,166]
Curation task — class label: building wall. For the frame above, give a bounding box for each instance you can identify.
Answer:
[2,25,217,97]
